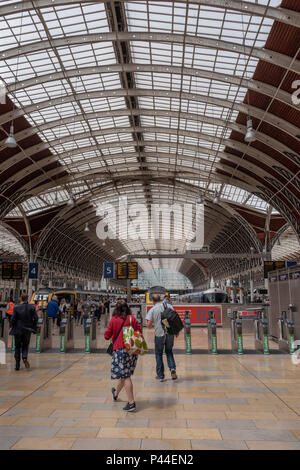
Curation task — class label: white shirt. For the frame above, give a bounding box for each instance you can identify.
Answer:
[146,301,174,337]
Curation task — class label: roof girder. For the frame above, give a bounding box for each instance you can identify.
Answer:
[7,64,295,110]
[1,0,299,27]
[3,32,299,74]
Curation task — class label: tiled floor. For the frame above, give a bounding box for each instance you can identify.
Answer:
[1,327,300,450]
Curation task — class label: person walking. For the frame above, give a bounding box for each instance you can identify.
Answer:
[96,300,104,324]
[47,295,62,334]
[76,299,83,326]
[146,294,178,381]
[104,300,142,412]
[5,298,14,326]
[9,294,38,371]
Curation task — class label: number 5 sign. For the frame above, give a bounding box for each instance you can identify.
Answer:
[28,263,39,279]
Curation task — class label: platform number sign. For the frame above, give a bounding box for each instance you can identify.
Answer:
[103,262,114,279]
[28,263,39,279]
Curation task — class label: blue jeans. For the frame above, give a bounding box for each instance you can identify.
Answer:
[154,334,176,379]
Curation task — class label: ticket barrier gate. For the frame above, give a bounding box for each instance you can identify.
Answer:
[0,317,9,347]
[184,310,192,354]
[278,310,295,354]
[36,313,52,353]
[254,310,269,354]
[85,316,97,353]
[231,311,243,355]
[207,310,217,354]
[59,314,74,353]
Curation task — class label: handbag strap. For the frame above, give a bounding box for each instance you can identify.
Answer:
[112,316,126,346]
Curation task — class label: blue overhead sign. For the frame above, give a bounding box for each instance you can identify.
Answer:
[103,262,114,279]
[286,261,297,268]
[28,263,39,279]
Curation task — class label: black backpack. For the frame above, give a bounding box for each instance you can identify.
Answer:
[161,302,183,336]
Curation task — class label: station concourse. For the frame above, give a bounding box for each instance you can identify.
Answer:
[0,0,300,452]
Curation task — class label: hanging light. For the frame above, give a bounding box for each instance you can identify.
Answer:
[53,192,59,206]
[244,118,256,143]
[213,191,219,204]
[5,123,17,148]
[111,248,114,253]
[102,241,106,246]
[197,191,204,204]
[84,222,89,232]
[67,193,75,205]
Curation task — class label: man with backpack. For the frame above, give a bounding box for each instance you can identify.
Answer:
[146,294,182,382]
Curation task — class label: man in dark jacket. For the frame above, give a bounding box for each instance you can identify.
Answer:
[10,294,38,371]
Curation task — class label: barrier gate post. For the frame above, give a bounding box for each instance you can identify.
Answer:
[36,318,44,353]
[0,317,9,348]
[207,310,217,354]
[278,310,295,354]
[11,334,15,352]
[85,316,97,353]
[60,318,67,353]
[231,311,244,355]
[254,310,269,354]
[85,317,91,353]
[184,310,191,354]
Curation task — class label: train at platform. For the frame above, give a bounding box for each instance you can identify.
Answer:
[30,288,119,313]
[177,287,228,304]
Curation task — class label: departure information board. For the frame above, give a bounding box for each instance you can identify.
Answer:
[2,262,23,280]
[116,262,139,280]
[116,262,128,280]
[264,260,286,278]
[127,262,138,279]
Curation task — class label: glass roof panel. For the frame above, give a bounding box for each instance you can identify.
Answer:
[1,0,282,246]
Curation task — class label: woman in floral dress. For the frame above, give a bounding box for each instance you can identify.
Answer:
[104,300,142,411]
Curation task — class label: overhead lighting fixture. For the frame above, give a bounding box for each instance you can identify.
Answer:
[102,241,106,247]
[111,248,114,253]
[5,123,17,148]
[67,193,75,205]
[244,118,256,143]
[197,191,204,204]
[53,192,59,206]
[213,191,219,204]
[84,222,89,232]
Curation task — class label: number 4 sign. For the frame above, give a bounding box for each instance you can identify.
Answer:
[28,263,39,279]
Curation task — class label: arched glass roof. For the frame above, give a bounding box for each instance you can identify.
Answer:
[0,0,299,281]
[132,268,193,290]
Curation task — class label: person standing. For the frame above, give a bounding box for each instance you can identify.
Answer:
[5,298,14,325]
[9,294,38,371]
[146,294,178,381]
[76,299,84,326]
[96,300,104,324]
[104,300,142,411]
[47,295,62,333]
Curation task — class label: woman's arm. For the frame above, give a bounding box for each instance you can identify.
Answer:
[104,318,114,340]
[132,316,142,334]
